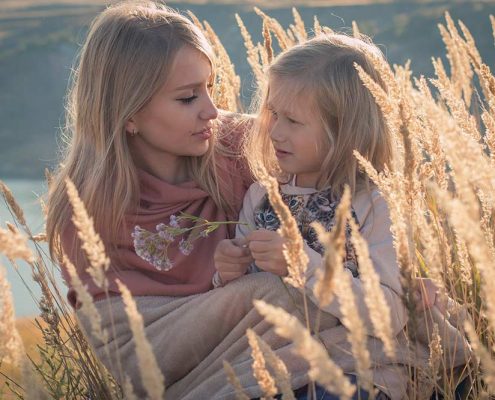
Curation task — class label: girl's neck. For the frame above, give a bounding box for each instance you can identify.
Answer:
[294,173,319,189]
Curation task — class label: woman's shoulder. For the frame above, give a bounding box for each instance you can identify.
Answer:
[216,111,254,151]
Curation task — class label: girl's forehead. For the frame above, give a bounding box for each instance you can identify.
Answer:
[267,76,317,116]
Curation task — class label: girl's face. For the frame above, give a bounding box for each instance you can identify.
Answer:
[127,45,218,176]
[267,78,327,188]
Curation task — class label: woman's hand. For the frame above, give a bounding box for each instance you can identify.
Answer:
[246,229,288,277]
[214,238,253,284]
[414,277,447,314]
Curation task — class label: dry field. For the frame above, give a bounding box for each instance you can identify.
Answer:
[1,3,495,400]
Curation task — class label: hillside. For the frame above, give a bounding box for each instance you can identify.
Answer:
[1,0,494,178]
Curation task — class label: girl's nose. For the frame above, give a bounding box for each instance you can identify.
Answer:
[200,95,218,121]
[270,121,285,142]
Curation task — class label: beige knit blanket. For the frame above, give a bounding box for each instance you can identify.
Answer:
[77,272,472,399]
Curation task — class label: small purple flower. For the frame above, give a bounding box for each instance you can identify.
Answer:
[156,223,167,231]
[158,229,175,242]
[178,239,193,255]
[169,214,179,228]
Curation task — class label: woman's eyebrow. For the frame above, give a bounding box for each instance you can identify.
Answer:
[174,82,203,91]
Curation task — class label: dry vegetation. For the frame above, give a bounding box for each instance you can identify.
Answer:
[1,6,495,400]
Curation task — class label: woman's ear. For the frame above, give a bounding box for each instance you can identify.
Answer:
[125,118,138,135]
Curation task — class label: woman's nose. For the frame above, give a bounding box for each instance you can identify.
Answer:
[200,95,218,121]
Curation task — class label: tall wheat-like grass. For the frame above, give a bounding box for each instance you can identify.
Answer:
[254,300,356,400]
[3,7,495,400]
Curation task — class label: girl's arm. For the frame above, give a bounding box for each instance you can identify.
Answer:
[304,189,408,337]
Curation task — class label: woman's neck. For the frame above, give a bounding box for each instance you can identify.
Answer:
[131,148,189,184]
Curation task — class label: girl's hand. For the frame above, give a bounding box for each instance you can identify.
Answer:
[214,238,253,284]
[246,229,288,277]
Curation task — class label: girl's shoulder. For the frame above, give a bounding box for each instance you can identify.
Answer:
[352,185,391,233]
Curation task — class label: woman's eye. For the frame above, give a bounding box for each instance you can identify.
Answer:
[270,109,278,118]
[178,95,198,104]
[288,117,298,124]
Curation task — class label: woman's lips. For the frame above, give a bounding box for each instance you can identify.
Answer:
[193,127,212,140]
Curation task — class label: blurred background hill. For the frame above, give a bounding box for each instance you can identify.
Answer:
[1,0,494,179]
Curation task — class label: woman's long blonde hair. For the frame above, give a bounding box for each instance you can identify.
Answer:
[245,33,393,197]
[47,1,229,257]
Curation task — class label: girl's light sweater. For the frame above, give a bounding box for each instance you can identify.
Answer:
[235,181,408,337]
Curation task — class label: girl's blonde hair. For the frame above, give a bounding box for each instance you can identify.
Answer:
[246,33,393,197]
[47,1,230,257]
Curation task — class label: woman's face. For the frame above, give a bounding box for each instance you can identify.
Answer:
[127,45,218,177]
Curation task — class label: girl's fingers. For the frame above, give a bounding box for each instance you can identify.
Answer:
[246,229,280,242]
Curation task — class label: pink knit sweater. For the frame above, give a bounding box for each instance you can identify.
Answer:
[61,116,252,307]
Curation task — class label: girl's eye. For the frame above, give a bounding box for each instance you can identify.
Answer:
[270,109,278,118]
[178,95,198,104]
[287,117,298,124]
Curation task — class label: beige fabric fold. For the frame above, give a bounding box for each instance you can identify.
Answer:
[77,272,472,400]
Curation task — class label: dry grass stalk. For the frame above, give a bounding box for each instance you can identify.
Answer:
[21,356,50,400]
[482,111,495,162]
[332,255,374,396]
[255,334,295,400]
[352,21,360,38]
[312,187,373,394]
[0,265,23,367]
[431,185,495,335]
[416,323,443,399]
[235,13,265,88]
[465,321,495,394]
[32,233,47,242]
[65,178,109,289]
[263,20,273,65]
[116,280,165,400]
[310,187,352,307]
[354,63,397,129]
[122,375,138,400]
[203,20,241,111]
[257,169,308,289]
[0,180,27,226]
[0,225,34,262]
[223,360,250,400]
[290,8,307,43]
[438,13,473,105]
[348,217,395,359]
[63,254,108,344]
[254,8,292,51]
[313,16,322,35]
[246,329,278,399]
[254,300,355,400]
[310,222,337,308]
[431,57,481,144]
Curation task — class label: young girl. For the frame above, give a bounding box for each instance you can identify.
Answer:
[214,33,471,399]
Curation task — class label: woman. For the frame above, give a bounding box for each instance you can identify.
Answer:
[46,2,470,398]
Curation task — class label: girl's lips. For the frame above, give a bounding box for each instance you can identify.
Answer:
[275,149,291,158]
[193,127,212,140]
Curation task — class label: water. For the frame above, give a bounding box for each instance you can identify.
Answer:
[0,178,66,317]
